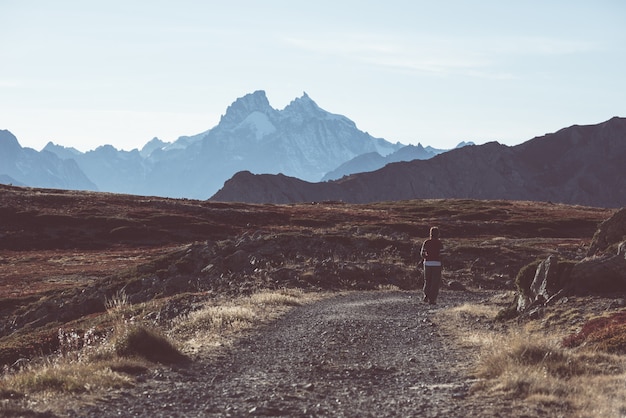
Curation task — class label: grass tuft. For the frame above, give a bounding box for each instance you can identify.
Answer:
[474,330,602,382]
[248,289,303,306]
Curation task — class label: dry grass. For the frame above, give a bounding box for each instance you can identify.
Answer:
[0,288,317,410]
[472,330,626,416]
[248,289,305,306]
[2,358,137,395]
[0,294,167,401]
[105,289,130,313]
[437,300,626,417]
[172,288,321,355]
[447,302,501,320]
[0,289,321,418]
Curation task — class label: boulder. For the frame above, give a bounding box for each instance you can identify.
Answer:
[572,206,626,294]
[570,241,626,294]
[587,207,626,256]
[518,241,626,313]
[529,255,560,302]
[516,255,571,312]
[517,208,626,313]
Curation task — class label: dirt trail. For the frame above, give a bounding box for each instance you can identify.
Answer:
[67,291,550,417]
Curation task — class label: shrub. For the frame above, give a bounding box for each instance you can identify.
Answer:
[562,311,626,354]
[112,325,187,364]
[515,259,541,297]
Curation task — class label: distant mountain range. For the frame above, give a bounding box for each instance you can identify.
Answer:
[0,130,97,191]
[210,117,626,208]
[321,143,469,181]
[1,91,466,199]
[2,91,623,208]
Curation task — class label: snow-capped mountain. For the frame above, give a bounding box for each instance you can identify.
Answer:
[193,91,402,183]
[39,90,405,199]
[7,90,481,199]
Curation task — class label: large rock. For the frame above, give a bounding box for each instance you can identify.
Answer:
[517,255,573,312]
[587,207,626,256]
[518,208,626,312]
[529,255,561,301]
[570,241,626,294]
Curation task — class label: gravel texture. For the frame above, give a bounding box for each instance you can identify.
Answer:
[66,290,552,417]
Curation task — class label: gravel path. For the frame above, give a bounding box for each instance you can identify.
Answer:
[67,290,547,417]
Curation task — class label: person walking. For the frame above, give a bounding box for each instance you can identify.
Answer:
[420,227,443,304]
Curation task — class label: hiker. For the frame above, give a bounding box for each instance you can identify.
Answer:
[420,226,443,304]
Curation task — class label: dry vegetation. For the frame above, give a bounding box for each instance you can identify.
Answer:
[0,184,623,416]
[436,295,626,417]
[0,287,321,416]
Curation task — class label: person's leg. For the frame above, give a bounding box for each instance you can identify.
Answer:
[429,266,442,304]
[423,266,432,302]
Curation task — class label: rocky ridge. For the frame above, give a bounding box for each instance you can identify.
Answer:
[211,117,626,207]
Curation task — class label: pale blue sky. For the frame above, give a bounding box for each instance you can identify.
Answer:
[1,0,625,152]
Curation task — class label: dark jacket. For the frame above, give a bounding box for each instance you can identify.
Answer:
[420,238,442,262]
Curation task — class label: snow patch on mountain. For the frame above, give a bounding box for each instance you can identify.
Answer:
[241,111,277,140]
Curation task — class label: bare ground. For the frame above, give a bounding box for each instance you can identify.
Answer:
[58,290,557,418]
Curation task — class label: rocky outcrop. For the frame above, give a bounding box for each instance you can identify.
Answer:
[587,207,626,256]
[516,255,575,312]
[518,208,626,313]
[529,255,562,301]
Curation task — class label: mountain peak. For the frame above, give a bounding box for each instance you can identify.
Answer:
[140,137,168,157]
[0,130,22,157]
[283,92,321,115]
[219,90,274,128]
[281,92,350,126]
